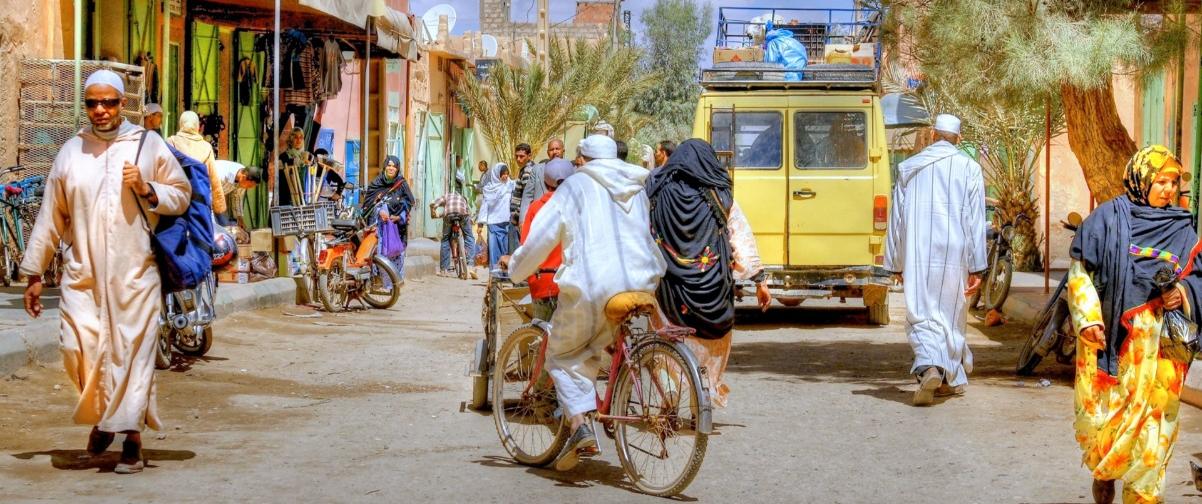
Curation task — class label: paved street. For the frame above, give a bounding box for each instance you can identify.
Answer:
[3,275,1202,502]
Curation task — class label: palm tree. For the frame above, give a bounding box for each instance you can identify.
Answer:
[457,37,660,167]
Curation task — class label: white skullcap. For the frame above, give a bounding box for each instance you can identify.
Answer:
[933,114,961,135]
[578,135,617,159]
[145,103,163,114]
[179,111,200,133]
[84,69,125,95]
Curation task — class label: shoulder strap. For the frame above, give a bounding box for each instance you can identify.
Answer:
[130,130,154,233]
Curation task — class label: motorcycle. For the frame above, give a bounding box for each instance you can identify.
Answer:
[313,207,403,312]
[969,208,1028,314]
[1015,212,1083,375]
[154,272,218,369]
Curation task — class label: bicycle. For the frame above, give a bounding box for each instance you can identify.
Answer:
[491,291,712,497]
[0,165,38,286]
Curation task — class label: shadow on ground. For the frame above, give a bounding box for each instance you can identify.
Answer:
[471,455,700,501]
[12,448,197,472]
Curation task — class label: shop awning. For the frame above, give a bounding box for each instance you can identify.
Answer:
[370,2,419,60]
[296,0,419,59]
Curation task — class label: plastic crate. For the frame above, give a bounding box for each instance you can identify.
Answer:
[270,203,335,236]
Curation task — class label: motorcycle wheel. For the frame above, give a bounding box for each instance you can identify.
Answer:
[154,329,173,370]
[363,255,402,309]
[177,326,214,357]
[456,233,468,280]
[317,261,349,313]
[1016,304,1057,375]
[983,255,1014,312]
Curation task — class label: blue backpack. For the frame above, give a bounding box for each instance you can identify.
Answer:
[132,131,216,292]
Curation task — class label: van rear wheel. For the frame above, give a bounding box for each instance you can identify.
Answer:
[867,300,890,326]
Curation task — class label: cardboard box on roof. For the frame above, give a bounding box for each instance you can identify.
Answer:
[823,43,876,66]
[713,47,764,64]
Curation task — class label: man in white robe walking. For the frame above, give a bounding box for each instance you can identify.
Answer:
[501,135,666,471]
[884,114,987,407]
[21,70,191,472]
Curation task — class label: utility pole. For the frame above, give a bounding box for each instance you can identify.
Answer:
[537,0,549,67]
[611,0,622,48]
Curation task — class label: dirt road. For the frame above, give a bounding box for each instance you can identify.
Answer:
[3,276,1202,503]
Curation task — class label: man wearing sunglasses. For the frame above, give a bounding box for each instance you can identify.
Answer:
[19,69,192,474]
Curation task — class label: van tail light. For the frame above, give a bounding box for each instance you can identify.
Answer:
[318,249,329,264]
[873,195,888,231]
[875,255,885,266]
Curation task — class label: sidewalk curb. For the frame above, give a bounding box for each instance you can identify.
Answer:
[1,241,441,375]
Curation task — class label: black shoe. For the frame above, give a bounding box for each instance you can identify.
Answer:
[554,423,598,471]
[1091,478,1115,504]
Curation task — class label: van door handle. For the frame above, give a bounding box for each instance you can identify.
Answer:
[793,188,817,199]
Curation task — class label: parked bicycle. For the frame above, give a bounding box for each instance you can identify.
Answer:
[491,291,712,497]
[1016,212,1083,375]
[0,166,42,287]
[968,207,1029,314]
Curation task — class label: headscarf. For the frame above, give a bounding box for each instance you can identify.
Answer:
[179,111,201,134]
[646,139,735,340]
[1071,145,1202,375]
[482,162,512,202]
[362,155,413,219]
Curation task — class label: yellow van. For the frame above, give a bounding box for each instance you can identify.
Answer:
[692,8,892,324]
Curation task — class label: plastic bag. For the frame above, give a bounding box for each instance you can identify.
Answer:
[764,29,808,81]
[379,219,404,258]
[1155,265,1200,361]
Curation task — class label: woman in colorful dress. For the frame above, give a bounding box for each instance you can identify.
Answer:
[1068,145,1202,503]
[647,139,771,408]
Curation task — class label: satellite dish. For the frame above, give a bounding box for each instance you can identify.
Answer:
[421,3,457,40]
[481,34,499,58]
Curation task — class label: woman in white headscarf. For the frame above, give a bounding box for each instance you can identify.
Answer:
[477,162,515,270]
[166,111,226,216]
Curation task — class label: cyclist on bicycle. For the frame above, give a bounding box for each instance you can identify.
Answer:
[518,158,575,321]
[500,135,666,471]
[430,175,478,278]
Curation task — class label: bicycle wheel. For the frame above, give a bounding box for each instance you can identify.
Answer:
[455,233,468,280]
[612,339,708,497]
[983,255,1014,311]
[492,324,569,467]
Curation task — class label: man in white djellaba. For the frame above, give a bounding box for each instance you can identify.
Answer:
[884,114,987,407]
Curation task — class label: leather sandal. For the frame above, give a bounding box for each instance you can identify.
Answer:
[114,435,144,474]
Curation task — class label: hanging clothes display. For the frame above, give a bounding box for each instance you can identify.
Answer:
[237,57,257,107]
[136,52,160,103]
[318,39,345,100]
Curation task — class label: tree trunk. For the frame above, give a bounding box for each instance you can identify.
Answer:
[1060,82,1138,202]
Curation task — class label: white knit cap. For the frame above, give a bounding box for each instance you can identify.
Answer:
[578,134,617,159]
[933,114,961,135]
[145,103,163,114]
[84,69,125,95]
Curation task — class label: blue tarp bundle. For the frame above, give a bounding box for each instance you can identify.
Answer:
[764,29,808,81]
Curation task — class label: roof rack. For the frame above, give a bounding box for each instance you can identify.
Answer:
[707,6,882,89]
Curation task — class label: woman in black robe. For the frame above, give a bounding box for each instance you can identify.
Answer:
[647,139,770,408]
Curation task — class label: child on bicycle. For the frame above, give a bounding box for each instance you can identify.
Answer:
[501,135,666,471]
[518,159,575,321]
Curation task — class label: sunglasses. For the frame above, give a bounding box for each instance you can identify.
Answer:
[84,98,121,109]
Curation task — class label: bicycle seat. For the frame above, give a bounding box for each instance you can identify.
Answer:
[604,291,658,321]
[4,185,21,196]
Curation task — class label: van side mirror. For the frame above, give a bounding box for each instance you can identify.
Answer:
[1067,212,1083,227]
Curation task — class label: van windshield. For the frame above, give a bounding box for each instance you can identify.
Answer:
[710,111,782,169]
[794,111,868,170]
